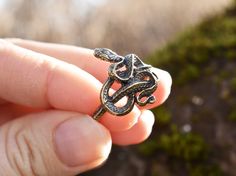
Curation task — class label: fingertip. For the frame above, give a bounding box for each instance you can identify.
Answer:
[140,68,172,110]
[161,70,172,100]
[99,106,141,132]
[111,110,155,146]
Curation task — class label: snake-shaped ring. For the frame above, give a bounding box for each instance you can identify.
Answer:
[92,48,159,120]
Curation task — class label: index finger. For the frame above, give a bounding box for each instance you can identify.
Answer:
[7,39,172,109]
[0,39,140,132]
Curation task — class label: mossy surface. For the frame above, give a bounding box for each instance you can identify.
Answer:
[228,109,236,121]
[152,106,172,126]
[138,1,236,176]
[157,125,208,162]
[148,1,236,86]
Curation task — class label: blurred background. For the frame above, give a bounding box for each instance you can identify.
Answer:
[1,0,236,175]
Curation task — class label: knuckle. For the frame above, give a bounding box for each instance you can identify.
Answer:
[4,123,49,176]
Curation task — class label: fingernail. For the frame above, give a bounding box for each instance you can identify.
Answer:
[54,116,111,167]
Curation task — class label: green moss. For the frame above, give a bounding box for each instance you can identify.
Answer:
[230,77,236,92]
[191,109,215,123]
[177,94,190,104]
[138,140,158,156]
[228,109,236,121]
[176,64,200,85]
[226,50,236,60]
[213,70,233,89]
[138,125,209,162]
[204,66,215,76]
[152,106,172,125]
[147,3,236,86]
[142,2,236,175]
[219,70,232,80]
[157,125,208,162]
[189,164,223,176]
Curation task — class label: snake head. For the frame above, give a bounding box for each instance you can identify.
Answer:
[94,48,123,63]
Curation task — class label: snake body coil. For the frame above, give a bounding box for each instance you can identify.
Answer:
[93,48,158,120]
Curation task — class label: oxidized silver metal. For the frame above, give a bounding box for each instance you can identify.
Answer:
[92,48,159,120]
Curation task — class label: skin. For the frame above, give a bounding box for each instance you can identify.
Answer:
[0,39,172,176]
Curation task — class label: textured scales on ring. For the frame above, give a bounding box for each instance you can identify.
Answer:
[92,48,159,120]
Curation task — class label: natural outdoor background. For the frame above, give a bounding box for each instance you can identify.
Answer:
[1,0,236,175]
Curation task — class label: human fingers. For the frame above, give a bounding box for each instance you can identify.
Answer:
[0,110,111,176]
[0,104,44,125]
[7,39,172,109]
[111,110,155,145]
[0,39,100,109]
[0,39,140,132]
[0,98,7,105]
[6,38,110,81]
[144,67,172,109]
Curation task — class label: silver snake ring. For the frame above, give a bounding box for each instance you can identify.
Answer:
[92,48,159,120]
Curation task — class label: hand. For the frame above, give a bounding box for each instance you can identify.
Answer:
[0,39,172,176]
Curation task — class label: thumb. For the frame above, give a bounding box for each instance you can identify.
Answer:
[0,110,111,176]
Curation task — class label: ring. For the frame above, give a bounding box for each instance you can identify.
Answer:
[92,48,159,120]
